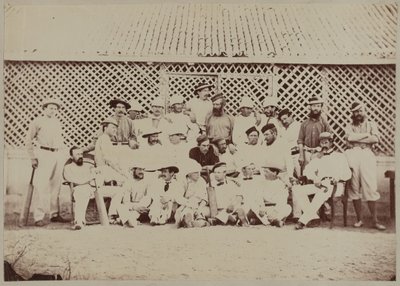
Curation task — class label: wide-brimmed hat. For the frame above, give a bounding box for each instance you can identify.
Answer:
[239,96,254,109]
[151,97,165,107]
[142,128,162,138]
[128,99,144,112]
[262,96,279,108]
[157,160,179,173]
[42,98,62,109]
[101,117,118,127]
[183,159,202,175]
[350,101,364,112]
[260,158,283,171]
[307,96,324,105]
[109,98,131,110]
[169,94,185,106]
[168,126,185,136]
[194,82,214,94]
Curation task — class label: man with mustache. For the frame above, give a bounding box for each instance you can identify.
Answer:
[292,132,351,230]
[205,93,235,151]
[344,102,386,230]
[83,98,138,152]
[297,96,331,169]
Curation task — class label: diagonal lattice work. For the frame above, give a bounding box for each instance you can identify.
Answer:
[4,62,396,156]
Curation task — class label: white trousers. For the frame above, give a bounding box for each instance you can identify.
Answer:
[32,149,66,222]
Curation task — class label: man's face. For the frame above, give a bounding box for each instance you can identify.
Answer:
[263,106,276,117]
[309,104,323,117]
[114,103,127,117]
[212,99,223,113]
[198,88,211,100]
[240,107,252,117]
[161,168,174,181]
[148,134,159,145]
[132,167,145,180]
[214,166,227,182]
[279,114,292,128]
[105,124,117,137]
[152,105,164,117]
[247,131,259,145]
[128,110,140,120]
[169,134,181,145]
[263,129,276,145]
[217,140,227,154]
[352,108,365,124]
[43,104,58,118]
[242,164,255,178]
[72,148,83,166]
[199,140,210,154]
[171,103,183,113]
[187,171,200,182]
[320,138,333,152]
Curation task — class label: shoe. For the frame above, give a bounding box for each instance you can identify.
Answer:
[35,220,46,227]
[72,223,82,230]
[50,215,70,223]
[306,218,321,228]
[276,220,284,228]
[353,220,363,228]
[126,219,136,228]
[374,223,386,231]
[295,222,305,230]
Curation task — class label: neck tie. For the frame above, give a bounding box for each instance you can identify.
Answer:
[164,181,170,192]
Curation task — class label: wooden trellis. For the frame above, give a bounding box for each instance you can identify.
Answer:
[4,61,396,156]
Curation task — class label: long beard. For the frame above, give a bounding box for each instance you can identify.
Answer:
[351,114,365,125]
[75,158,83,166]
[212,107,223,116]
[309,110,321,119]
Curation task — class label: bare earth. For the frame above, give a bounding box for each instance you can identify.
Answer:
[4,223,396,281]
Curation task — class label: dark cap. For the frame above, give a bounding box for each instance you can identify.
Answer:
[245,126,259,136]
[211,93,224,102]
[261,123,276,134]
[277,108,291,120]
[196,134,209,145]
[212,162,227,172]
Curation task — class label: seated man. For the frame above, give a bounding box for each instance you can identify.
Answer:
[63,146,126,230]
[174,159,210,228]
[259,160,292,227]
[292,132,351,230]
[211,162,247,226]
[115,156,153,227]
[147,162,185,225]
[189,134,219,173]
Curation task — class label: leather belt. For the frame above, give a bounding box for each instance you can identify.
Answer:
[112,142,129,146]
[40,146,58,152]
[304,146,321,154]
[104,180,118,186]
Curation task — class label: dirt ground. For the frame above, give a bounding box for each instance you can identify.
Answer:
[4,218,396,281]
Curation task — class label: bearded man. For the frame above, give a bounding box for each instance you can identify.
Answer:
[297,96,331,168]
[344,102,385,230]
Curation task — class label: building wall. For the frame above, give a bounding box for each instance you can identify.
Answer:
[4,61,396,156]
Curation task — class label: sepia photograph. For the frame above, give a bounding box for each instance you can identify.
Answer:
[2,0,398,283]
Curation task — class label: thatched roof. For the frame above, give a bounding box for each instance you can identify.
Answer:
[5,2,397,64]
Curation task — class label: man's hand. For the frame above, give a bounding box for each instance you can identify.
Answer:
[129,139,139,150]
[228,144,237,155]
[198,200,207,208]
[226,204,234,213]
[314,179,322,188]
[31,158,38,169]
[298,154,305,168]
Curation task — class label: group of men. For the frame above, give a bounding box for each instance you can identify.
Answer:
[25,82,386,231]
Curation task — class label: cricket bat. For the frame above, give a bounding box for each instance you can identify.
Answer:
[206,168,218,218]
[93,178,110,226]
[19,168,35,226]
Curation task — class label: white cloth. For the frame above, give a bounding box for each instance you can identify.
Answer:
[166,112,200,145]
[260,179,291,222]
[263,138,294,178]
[186,98,213,127]
[232,115,259,145]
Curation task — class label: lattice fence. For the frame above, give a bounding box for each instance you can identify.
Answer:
[4,62,396,156]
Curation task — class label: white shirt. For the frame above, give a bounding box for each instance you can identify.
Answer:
[186,98,213,127]
[281,121,301,150]
[263,138,294,176]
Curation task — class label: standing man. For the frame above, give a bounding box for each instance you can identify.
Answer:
[298,96,331,170]
[185,82,214,134]
[344,102,385,230]
[205,93,235,144]
[167,94,200,144]
[278,108,302,178]
[292,132,351,230]
[25,98,68,226]
[232,96,261,146]
[260,96,282,136]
